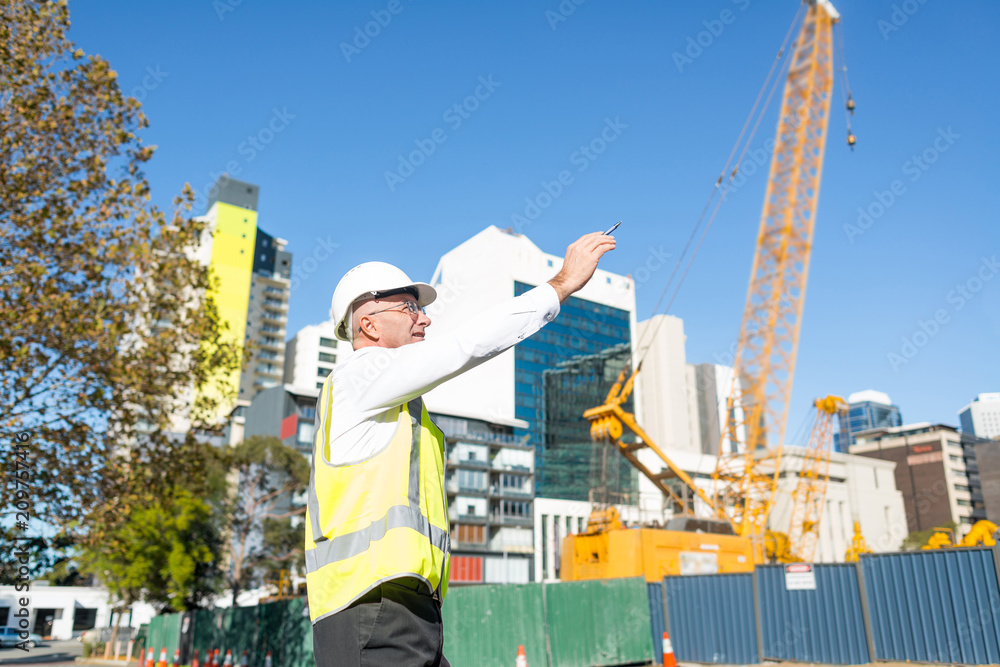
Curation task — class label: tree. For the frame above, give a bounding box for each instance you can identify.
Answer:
[224,436,310,605]
[78,439,229,649]
[900,520,957,551]
[1,0,240,545]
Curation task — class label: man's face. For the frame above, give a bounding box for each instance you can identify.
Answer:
[354,293,431,348]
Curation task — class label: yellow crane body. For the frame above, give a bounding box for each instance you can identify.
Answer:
[561,524,754,583]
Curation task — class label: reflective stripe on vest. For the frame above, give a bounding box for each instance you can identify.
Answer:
[305,395,450,622]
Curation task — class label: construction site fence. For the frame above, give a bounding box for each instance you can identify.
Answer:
[649,545,1000,665]
[141,578,655,667]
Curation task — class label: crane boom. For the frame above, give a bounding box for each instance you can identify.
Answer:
[713,0,838,560]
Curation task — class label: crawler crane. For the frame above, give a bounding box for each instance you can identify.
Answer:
[561,0,849,579]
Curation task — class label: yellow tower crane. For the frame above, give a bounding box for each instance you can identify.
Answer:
[712,0,841,563]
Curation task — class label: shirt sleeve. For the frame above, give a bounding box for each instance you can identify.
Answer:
[337,283,561,414]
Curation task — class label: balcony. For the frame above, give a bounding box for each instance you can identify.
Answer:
[262,299,289,313]
[443,431,532,449]
[445,480,488,496]
[260,311,286,325]
[256,365,283,378]
[491,461,533,474]
[456,514,488,524]
[448,457,490,470]
[489,514,532,527]
[489,485,533,499]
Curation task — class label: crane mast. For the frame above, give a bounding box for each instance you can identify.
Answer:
[713,0,839,559]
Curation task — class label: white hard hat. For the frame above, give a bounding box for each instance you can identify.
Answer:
[330,261,436,341]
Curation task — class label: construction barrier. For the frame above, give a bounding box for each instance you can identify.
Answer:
[757,563,869,664]
[663,572,758,664]
[659,545,1000,665]
[863,547,1000,664]
[140,548,1000,666]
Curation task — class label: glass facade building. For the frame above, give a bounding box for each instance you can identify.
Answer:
[513,282,633,500]
[835,399,903,452]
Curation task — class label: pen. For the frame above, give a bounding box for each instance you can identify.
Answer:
[604,221,622,235]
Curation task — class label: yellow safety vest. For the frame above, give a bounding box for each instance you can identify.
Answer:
[305,395,450,622]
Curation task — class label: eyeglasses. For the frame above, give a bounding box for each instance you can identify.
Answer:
[366,301,425,318]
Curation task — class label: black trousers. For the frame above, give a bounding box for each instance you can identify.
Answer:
[312,578,450,667]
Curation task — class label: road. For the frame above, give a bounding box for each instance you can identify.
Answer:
[0,640,83,666]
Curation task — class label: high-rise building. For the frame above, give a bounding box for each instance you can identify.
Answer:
[284,321,349,390]
[959,393,1000,439]
[685,362,746,455]
[974,439,1000,525]
[424,226,636,501]
[834,390,902,452]
[635,315,693,454]
[432,411,536,585]
[850,423,987,538]
[196,177,291,418]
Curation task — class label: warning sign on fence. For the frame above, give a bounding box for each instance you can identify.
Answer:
[784,563,816,590]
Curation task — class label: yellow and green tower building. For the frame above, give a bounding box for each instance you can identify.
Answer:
[201,177,291,420]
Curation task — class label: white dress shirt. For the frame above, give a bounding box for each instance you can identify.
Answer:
[316,283,561,465]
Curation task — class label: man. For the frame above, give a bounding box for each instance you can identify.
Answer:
[306,232,616,666]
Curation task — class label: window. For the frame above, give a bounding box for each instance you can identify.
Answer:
[453,524,484,543]
[954,484,971,492]
[318,352,337,363]
[316,381,324,389]
[319,337,337,348]
[317,367,331,377]
[297,422,314,445]
[957,499,972,507]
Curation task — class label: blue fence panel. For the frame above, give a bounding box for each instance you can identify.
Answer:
[664,574,759,664]
[647,583,666,661]
[863,546,1000,664]
[757,564,870,665]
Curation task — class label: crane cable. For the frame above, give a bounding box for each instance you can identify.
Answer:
[835,22,855,143]
[633,4,804,366]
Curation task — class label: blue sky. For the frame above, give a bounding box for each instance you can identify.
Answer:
[69,1,999,436]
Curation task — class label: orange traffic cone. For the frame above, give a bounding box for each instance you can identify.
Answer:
[240,650,249,666]
[171,648,180,667]
[264,651,273,667]
[515,644,528,667]
[213,649,221,667]
[146,648,155,667]
[192,649,201,667]
[662,630,677,667]
[157,648,167,667]
[222,649,233,666]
